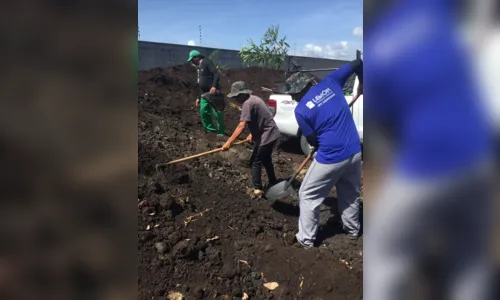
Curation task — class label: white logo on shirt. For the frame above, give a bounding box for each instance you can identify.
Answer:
[306,101,315,109]
[311,88,335,107]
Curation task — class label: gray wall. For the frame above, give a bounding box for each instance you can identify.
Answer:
[139,41,350,79]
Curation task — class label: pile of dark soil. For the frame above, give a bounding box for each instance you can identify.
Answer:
[138,64,362,300]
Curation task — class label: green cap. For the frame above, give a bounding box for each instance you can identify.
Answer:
[187,49,201,62]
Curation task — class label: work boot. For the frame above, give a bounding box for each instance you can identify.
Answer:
[246,188,264,199]
[253,189,264,198]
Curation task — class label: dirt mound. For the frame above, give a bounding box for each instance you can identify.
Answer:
[138,64,362,299]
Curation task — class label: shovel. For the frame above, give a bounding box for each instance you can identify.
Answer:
[201,91,226,112]
[265,149,316,201]
[155,139,249,170]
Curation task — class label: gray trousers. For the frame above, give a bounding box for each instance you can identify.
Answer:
[296,152,362,246]
[364,160,494,300]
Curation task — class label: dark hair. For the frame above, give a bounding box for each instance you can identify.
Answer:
[231,93,250,104]
[293,81,314,102]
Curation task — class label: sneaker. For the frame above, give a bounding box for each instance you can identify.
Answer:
[347,233,359,240]
[298,241,313,249]
[285,232,313,249]
[296,238,313,249]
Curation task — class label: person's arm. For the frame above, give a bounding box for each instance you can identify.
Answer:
[223,102,251,150]
[222,121,246,149]
[305,132,318,148]
[352,58,363,96]
[325,58,363,88]
[295,110,318,147]
[206,59,220,94]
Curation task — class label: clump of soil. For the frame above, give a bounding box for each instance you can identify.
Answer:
[138,64,362,299]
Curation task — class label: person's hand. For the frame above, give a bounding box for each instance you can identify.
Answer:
[245,134,252,142]
[222,141,231,151]
[195,98,200,106]
[210,87,216,95]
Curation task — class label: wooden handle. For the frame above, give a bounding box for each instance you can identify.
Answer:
[165,140,248,165]
[295,151,314,173]
[284,150,315,188]
[166,148,224,165]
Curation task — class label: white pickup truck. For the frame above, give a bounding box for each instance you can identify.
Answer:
[267,75,363,156]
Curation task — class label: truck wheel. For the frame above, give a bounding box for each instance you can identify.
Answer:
[300,135,314,156]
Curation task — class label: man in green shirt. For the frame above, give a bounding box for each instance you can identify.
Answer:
[187,50,225,136]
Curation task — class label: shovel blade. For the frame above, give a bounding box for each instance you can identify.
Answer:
[265,181,295,201]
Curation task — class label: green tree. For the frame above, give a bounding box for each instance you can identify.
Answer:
[240,25,289,69]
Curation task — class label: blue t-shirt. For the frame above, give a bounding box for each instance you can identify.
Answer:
[365,0,492,178]
[294,65,361,164]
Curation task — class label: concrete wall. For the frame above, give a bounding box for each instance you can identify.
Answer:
[139,41,350,80]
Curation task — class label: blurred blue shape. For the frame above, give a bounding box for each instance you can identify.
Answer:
[365,0,493,179]
[364,1,496,299]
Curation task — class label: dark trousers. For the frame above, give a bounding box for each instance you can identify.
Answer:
[250,140,277,190]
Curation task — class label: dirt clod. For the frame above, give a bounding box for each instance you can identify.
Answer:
[155,242,167,254]
[171,240,190,258]
[283,232,296,245]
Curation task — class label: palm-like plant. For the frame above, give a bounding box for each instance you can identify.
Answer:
[240,25,290,70]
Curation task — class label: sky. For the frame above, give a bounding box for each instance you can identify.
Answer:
[138,0,363,60]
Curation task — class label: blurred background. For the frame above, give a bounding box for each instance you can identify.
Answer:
[364,0,499,299]
[0,0,137,299]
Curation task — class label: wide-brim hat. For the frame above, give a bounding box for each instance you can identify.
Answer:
[227,81,253,98]
[281,71,314,94]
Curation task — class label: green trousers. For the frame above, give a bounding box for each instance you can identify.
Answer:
[200,97,225,134]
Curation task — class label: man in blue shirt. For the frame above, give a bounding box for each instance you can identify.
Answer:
[364,1,494,299]
[282,58,363,248]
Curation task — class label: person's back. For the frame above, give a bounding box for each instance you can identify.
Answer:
[241,95,280,146]
[295,67,361,164]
